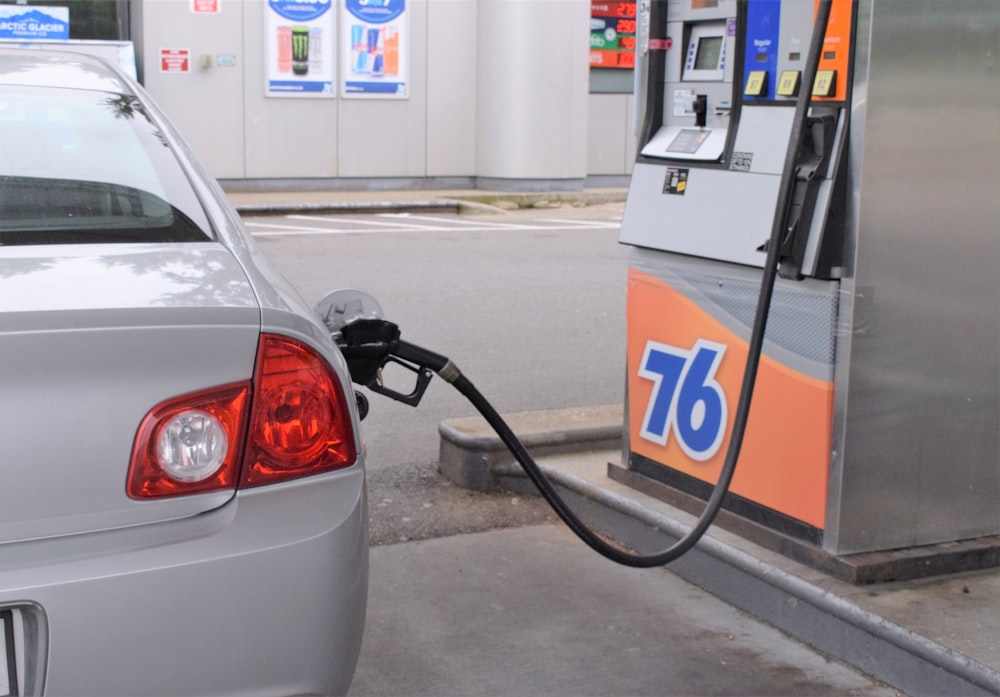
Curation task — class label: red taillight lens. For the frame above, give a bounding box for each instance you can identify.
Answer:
[128,335,357,499]
[241,334,357,488]
[127,383,250,499]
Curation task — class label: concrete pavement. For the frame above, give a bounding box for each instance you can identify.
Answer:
[437,402,997,695]
[352,524,899,697]
[500,448,1000,697]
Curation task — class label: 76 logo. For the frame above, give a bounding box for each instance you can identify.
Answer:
[637,339,728,461]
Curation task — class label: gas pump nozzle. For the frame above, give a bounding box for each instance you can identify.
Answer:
[314,289,456,410]
[757,112,839,280]
[693,94,708,128]
[337,318,450,408]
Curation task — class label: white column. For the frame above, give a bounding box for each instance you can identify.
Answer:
[475,0,591,188]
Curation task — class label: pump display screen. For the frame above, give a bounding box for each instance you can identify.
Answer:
[682,22,726,81]
[694,36,724,70]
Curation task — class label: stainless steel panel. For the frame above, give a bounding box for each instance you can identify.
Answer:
[827,0,1000,553]
[620,162,785,265]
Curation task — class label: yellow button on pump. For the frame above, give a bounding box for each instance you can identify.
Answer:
[813,70,837,97]
[744,70,768,97]
[776,70,800,97]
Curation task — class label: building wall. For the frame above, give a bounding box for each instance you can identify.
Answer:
[426,0,477,177]
[137,0,633,187]
[587,93,638,175]
[141,0,248,179]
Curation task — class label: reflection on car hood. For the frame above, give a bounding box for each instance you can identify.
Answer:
[0,244,262,544]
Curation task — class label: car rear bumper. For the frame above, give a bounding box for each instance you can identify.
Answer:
[0,466,368,697]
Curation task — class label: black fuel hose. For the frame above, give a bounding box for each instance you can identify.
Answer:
[386,0,833,567]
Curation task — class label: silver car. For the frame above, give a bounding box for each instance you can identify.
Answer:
[0,48,368,696]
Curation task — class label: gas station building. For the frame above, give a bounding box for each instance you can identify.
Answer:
[0,0,640,190]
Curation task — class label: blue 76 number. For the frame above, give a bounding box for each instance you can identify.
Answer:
[637,339,728,461]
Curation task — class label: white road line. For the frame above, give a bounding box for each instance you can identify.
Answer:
[244,216,620,237]
[376,213,538,229]
[542,218,622,228]
[294,213,553,232]
[244,221,383,236]
[379,212,620,230]
[290,214,445,230]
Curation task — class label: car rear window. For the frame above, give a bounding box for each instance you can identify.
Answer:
[0,85,213,245]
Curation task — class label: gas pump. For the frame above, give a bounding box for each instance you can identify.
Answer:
[617,0,1000,579]
[619,0,854,549]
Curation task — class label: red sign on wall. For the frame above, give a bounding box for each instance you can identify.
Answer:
[191,0,220,13]
[160,49,191,73]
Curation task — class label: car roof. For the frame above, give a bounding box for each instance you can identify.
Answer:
[0,47,131,94]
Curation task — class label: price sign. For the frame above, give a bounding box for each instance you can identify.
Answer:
[590,49,635,69]
[591,1,636,18]
[616,19,636,33]
[590,0,636,69]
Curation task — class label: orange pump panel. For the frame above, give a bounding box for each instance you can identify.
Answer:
[627,270,833,529]
[814,0,854,101]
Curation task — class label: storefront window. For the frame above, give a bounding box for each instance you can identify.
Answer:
[0,0,130,41]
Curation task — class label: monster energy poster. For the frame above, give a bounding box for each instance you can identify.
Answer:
[265,0,336,97]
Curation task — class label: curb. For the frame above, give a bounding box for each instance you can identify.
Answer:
[230,189,628,218]
[437,404,623,490]
[234,200,463,217]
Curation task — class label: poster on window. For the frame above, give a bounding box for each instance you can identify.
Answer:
[265,0,336,97]
[341,0,408,98]
[0,5,69,40]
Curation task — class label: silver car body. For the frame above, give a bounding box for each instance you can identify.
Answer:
[0,49,367,696]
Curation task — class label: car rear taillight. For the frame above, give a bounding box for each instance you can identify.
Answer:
[128,334,357,499]
[242,334,357,488]
[128,383,250,499]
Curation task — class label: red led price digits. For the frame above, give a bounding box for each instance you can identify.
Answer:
[590,49,635,69]
[617,19,636,33]
[591,1,636,18]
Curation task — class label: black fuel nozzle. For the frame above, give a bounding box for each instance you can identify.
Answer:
[336,318,457,408]
[693,94,708,128]
[337,318,402,386]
